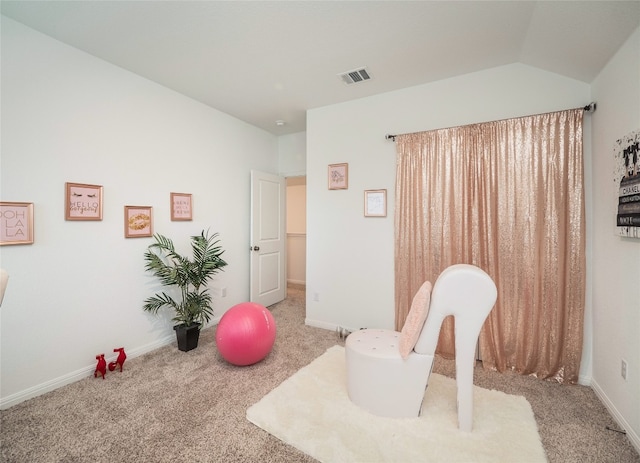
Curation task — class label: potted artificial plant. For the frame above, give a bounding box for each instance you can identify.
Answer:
[143,230,228,352]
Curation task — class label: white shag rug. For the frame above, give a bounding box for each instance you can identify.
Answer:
[247,345,547,463]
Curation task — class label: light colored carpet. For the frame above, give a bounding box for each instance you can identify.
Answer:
[2,285,637,462]
[247,345,547,463]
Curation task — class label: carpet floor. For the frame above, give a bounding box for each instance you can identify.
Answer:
[1,284,638,462]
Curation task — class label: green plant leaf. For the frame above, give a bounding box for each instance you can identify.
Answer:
[143,230,227,327]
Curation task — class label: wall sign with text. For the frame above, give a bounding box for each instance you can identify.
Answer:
[65,182,103,221]
[615,128,640,238]
[0,202,34,245]
[171,193,192,221]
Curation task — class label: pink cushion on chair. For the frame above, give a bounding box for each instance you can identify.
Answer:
[399,281,432,359]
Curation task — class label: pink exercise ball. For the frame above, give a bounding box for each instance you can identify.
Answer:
[215,302,276,366]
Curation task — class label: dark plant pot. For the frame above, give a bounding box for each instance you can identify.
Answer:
[174,323,201,352]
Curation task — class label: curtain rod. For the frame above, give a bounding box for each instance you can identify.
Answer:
[385,102,597,142]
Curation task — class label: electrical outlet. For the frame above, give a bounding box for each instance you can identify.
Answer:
[221,287,227,297]
[313,292,319,302]
[621,359,628,380]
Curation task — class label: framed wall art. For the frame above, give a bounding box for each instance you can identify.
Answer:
[328,163,348,190]
[171,192,192,221]
[614,128,640,238]
[124,206,153,238]
[65,182,103,221]
[0,202,34,245]
[364,189,387,217]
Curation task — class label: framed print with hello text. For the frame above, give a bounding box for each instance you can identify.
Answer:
[65,182,103,221]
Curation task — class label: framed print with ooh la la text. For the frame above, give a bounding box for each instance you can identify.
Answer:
[328,163,348,190]
[364,189,387,217]
[125,206,153,238]
[65,182,103,220]
[0,202,34,245]
[171,193,192,221]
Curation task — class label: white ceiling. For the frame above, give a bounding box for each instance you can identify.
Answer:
[2,1,639,135]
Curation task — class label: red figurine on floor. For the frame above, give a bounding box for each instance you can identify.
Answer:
[94,354,106,379]
[108,347,127,372]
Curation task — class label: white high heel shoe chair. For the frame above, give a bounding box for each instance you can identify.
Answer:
[345,264,497,432]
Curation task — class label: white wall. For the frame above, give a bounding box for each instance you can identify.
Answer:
[278,131,306,177]
[0,17,279,408]
[590,26,640,450]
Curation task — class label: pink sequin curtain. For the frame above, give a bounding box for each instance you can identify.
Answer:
[394,109,585,383]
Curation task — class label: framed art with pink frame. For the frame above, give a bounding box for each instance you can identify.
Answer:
[328,163,348,190]
[0,202,34,245]
[171,192,192,221]
[65,182,103,221]
[124,206,153,238]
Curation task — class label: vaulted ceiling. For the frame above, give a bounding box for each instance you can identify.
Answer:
[2,1,639,135]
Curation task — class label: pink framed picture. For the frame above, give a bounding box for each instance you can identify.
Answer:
[124,206,153,238]
[0,202,34,245]
[328,163,348,190]
[65,182,103,220]
[171,193,192,221]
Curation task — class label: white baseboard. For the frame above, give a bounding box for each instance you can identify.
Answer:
[304,318,359,336]
[0,334,175,410]
[207,316,222,326]
[305,318,339,331]
[590,378,640,455]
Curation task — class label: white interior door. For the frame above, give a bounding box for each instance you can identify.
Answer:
[250,170,286,306]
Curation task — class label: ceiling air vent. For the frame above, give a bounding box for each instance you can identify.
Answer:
[339,67,372,85]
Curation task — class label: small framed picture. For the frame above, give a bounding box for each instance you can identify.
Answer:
[124,206,153,238]
[328,163,348,190]
[364,189,387,217]
[0,202,34,245]
[171,193,192,221]
[65,182,103,221]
